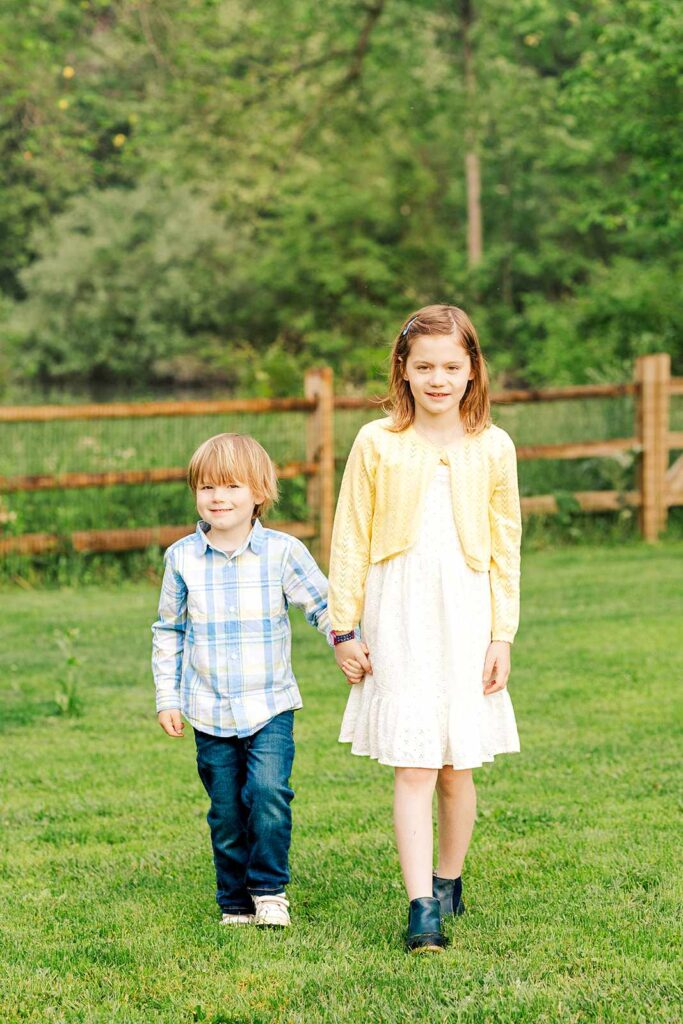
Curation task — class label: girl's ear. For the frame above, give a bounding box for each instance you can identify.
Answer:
[398,356,408,382]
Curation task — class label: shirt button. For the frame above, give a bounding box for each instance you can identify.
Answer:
[231,653,238,660]
[229,606,236,613]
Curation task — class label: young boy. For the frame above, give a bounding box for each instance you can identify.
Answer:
[152,433,360,927]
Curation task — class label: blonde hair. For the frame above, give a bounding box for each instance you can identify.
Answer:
[187,433,278,520]
[387,304,490,433]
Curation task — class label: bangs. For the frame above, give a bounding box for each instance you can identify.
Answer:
[190,443,243,488]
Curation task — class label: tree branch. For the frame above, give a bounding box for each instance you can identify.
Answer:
[292,0,387,149]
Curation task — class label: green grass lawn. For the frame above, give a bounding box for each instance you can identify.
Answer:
[1,543,681,1023]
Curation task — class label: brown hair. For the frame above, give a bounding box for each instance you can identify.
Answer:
[386,304,490,433]
[187,433,279,520]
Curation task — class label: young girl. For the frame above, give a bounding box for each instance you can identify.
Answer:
[328,304,521,953]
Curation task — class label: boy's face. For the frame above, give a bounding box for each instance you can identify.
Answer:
[196,480,264,540]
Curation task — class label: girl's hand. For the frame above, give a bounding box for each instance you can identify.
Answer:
[334,638,372,677]
[158,709,185,737]
[340,658,365,685]
[482,641,511,695]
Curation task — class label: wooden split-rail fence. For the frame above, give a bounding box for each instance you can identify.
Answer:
[0,354,680,568]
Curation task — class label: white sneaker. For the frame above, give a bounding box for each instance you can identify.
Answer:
[253,894,291,927]
[220,911,255,925]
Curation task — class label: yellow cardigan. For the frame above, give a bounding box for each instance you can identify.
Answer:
[328,418,522,643]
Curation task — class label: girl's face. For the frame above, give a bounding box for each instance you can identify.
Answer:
[401,333,474,421]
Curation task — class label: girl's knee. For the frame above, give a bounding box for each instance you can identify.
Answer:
[395,767,438,790]
[437,766,473,795]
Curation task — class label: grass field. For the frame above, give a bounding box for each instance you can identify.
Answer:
[1,543,681,1023]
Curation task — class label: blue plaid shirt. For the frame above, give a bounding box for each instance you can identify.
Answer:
[152,520,332,738]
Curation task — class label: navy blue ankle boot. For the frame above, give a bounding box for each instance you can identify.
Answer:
[433,874,465,917]
[406,896,447,953]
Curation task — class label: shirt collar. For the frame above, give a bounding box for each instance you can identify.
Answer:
[194,518,266,558]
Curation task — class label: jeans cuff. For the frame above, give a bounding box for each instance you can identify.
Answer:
[248,886,286,897]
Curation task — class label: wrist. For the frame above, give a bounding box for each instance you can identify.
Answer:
[331,630,356,646]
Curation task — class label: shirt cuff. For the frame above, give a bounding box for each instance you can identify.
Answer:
[491,631,515,644]
[156,690,182,713]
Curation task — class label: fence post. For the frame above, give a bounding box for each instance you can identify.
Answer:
[304,367,335,569]
[635,353,670,541]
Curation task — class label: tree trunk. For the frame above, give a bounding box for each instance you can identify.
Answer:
[461,1,482,266]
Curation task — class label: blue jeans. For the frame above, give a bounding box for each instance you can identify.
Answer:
[194,710,295,914]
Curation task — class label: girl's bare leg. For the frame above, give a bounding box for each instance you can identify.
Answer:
[435,767,476,878]
[393,767,439,900]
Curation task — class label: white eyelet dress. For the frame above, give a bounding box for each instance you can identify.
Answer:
[339,464,520,769]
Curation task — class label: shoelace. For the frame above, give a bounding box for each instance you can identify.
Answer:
[258,896,289,908]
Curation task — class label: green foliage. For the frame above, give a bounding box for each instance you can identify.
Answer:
[0,0,681,395]
[53,626,83,717]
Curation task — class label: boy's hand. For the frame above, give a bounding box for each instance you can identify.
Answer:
[340,658,365,685]
[334,638,371,677]
[482,641,511,695]
[158,709,185,737]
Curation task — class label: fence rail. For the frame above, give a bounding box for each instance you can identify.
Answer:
[0,355,680,565]
[0,460,318,494]
[0,397,315,422]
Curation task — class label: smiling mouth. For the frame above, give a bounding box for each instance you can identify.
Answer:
[426,392,449,398]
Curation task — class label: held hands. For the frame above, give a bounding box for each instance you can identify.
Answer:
[482,640,511,695]
[157,709,185,737]
[340,657,366,684]
[334,638,372,685]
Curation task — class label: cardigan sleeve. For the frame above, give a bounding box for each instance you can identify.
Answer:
[488,433,522,643]
[327,426,377,632]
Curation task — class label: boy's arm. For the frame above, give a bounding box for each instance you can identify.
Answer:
[281,538,333,638]
[281,537,371,679]
[151,549,188,714]
[489,434,522,644]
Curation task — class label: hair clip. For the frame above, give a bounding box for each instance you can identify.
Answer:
[401,317,417,337]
